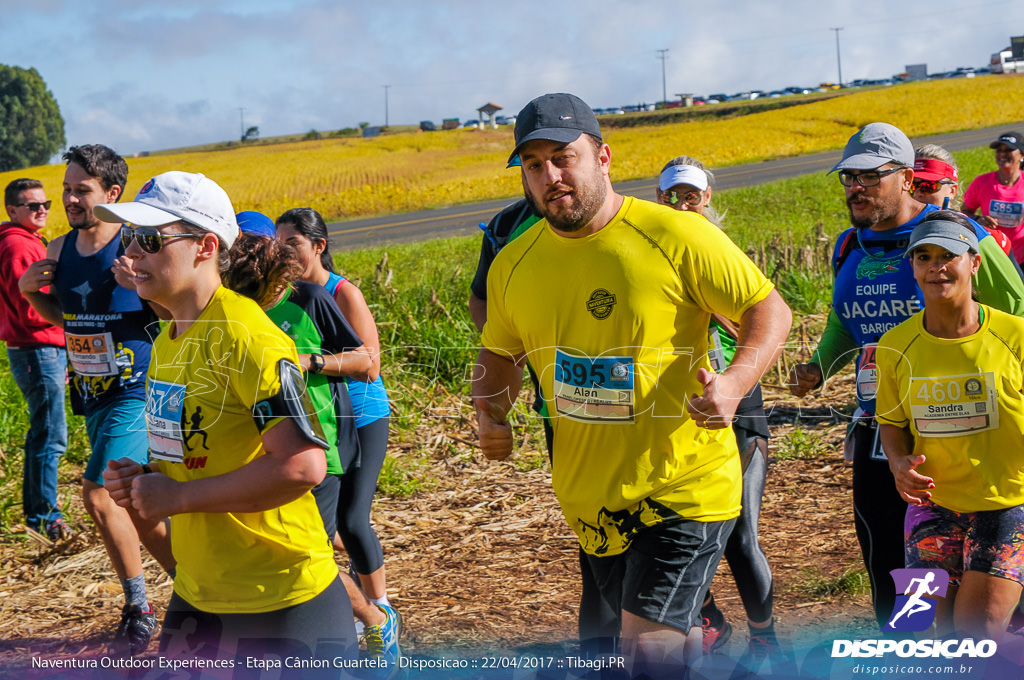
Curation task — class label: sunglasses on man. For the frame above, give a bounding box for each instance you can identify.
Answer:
[120,225,203,254]
[837,167,905,188]
[12,200,52,212]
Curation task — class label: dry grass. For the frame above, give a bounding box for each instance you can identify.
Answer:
[0,340,880,671]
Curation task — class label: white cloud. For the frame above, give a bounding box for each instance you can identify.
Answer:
[5,0,1021,154]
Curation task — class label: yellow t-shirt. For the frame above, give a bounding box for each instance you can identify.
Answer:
[875,306,1024,512]
[482,196,774,556]
[146,286,337,613]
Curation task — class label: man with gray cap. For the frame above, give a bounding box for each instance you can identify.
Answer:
[788,122,1024,627]
[473,93,792,675]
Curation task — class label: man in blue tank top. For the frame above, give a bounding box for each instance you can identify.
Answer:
[19,145,170,656]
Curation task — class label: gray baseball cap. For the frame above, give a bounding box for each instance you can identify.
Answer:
[905,219,979,257]
[510,93,602,164]
[829,122,914,173]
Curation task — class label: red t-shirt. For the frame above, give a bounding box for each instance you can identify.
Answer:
[0,223,65,347]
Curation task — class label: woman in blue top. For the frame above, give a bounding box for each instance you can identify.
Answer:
[275,208,394,608]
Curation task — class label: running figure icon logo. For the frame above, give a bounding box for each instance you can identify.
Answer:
[883,568,950,632]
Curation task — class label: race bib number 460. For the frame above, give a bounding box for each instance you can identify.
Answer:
[553,349,634,423]
[909,373,998,437]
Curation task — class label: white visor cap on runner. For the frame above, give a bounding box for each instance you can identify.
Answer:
[658,165,709,193]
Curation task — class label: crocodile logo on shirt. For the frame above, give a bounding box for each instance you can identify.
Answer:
[856,257,900,280]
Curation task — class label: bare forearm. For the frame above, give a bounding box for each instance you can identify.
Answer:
[175,447,326,514]
[22,292,64,328]
[472,348,524,417]
[725,290,792,395]
[317,347,373,381]
[469,294,487,332]
[879,423,913,460]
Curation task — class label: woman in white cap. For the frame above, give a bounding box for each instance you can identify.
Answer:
[99,171,356,664]
[656,156,780,660]
[876,209,1024,641]
[962,132,1024,264]
[656,156,722,226]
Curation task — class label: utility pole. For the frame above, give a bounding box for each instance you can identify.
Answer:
[830,27,843,87]
[383,85,391,128]
[239,108,245,139]
[656,49,669,104]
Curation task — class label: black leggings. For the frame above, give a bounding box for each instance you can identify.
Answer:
[160,577,356,671]
[720,428,774,623]
[851,420,908,627]
[336,416,388,575]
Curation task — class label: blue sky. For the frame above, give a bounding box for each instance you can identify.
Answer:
[3,0,1022,155]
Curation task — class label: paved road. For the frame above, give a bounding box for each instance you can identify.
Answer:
[327,121,1024,251]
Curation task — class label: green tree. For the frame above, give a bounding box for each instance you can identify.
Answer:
[0,65,66,172]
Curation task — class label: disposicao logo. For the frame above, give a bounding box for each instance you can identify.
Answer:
[831,569,997,659]
[885,568,948,632]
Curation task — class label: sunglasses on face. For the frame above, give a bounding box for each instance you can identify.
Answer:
[837,167,904,187]
[13,201,52,212]
[662,189,703,206]
[912,179,954,194]
[120,225,203,254]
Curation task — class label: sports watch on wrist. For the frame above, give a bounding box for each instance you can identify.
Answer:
[308,353,326,375]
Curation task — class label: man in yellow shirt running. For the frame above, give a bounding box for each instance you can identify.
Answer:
[472,93,792,678]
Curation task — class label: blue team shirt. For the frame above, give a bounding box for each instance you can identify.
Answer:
[831,203,996,414]
[54,229,159,415]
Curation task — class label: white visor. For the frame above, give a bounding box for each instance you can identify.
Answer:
[658,165,709,192]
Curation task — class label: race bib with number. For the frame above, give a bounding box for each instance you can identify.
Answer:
[146,379,186,462]
[989,200,1024,228]
[553,349,634,423]
[909,373,999,437]
[66,332,117,376]
[857,344,878,402]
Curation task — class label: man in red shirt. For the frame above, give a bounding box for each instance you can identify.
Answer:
[0,178,70,540]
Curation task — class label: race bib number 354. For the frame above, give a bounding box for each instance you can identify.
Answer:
[553,349,634,423]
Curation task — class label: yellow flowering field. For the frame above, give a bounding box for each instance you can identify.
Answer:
[4,74,1021,241]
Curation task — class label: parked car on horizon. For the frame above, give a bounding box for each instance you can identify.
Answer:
[419,120,437,132]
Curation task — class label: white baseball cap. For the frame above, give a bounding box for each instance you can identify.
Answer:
[94,171,239,248]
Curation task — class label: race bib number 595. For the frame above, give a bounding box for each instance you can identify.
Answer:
[552,349,634,423]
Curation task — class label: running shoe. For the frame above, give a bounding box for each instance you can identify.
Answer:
[748,632,783,660]
[45,518,74,541]
[364,603,402,667]
[114,603,158,656]
[702,616,732,654]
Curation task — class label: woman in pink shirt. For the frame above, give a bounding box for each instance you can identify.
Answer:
[963,131,1024,262]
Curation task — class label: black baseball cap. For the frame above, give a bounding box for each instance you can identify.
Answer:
[509,93,602,164]
[990,131,1024,154]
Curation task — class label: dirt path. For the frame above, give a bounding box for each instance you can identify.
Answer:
[0,382,881,677]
